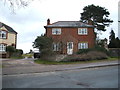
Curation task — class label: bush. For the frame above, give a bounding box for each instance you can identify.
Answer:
[77,45,108,55]
[77,48,91,54]
[6,46,16,57]
[33,35,53,58]
[63,51,108,62]
[11,49,24,58]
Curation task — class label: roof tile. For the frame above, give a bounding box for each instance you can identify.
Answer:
[0,22,17,34]
[45,21,93,28]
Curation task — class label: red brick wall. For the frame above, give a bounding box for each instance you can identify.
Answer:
[45,27,95,54]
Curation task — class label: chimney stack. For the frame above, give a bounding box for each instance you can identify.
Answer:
[47,18,50,25]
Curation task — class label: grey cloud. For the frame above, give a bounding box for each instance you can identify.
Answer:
[0,2,45,24]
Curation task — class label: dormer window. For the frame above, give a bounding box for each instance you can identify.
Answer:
[0,31,7,39]
[52,28,61,35]
[78,28,88,35]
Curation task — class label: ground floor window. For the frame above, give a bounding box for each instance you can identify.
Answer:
[78,42,88,49]
[0,44,6,52]
[52,42,61,51]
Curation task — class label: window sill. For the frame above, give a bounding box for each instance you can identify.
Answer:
[78,34,88,35]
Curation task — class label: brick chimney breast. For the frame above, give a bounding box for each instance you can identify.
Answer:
[47,18,50,25]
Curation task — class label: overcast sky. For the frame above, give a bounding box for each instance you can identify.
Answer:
[0,0,119,53]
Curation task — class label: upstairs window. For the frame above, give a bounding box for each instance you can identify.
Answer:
[52,28,61,35]
[0,44,6,52]
[78,42,88,49]
[78,28,88,35]
[0,31,7,39]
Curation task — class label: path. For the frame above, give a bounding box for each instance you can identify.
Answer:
[2,58,119,75]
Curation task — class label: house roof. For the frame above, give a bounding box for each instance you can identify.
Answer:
[0,22,17,34]
[44,21,93,28]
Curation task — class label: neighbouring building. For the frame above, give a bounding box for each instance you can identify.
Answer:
[0,22,17,58]
[44,19,95,55]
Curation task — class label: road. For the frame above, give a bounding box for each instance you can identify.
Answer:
[2,65,118,88]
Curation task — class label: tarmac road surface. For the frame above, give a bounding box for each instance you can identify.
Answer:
[2,65,118,88]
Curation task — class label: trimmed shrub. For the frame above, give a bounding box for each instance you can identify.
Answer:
[77,48,91,54]
[77,45,108,55]
[62,51,108,62]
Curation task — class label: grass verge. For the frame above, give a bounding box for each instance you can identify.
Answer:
[10,56,24,59]
[22,54,33,58]
[35,57,119,65]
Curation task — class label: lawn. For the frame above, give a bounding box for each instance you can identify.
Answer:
[22,54,33,58]
[34,57,118,65]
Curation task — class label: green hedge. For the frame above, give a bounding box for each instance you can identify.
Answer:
[77,45,108,55]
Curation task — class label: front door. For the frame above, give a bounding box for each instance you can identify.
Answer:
[67,42,73,55]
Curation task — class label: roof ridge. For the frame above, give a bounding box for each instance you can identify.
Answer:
[44,20,93,28]
[51,21,85,25]
[0,22,17,34]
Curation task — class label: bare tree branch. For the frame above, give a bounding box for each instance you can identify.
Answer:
[2,0,35,13]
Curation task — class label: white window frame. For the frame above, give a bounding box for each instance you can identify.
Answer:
[52,43,61,51]
[78,42,88,49]
[78,28,88,35]
[0,44,6,52]
[52,28,61,35]
[0,31,7,39]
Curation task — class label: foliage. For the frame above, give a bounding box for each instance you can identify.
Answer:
[109,30,115,41]
[6,46,16,57]
[96,38,107,48]
[77,49,91,54]
[81,4,113,31]
[108,30,120,48]
[63,51,108,62]
[3,0,30,7]
[108,48,120,58]
[6,46,23,58]
[12,49,24,57]
[33,35,53,57]
[77,45,108,55]
[22,53,33,58]
[34,57,117,65]
[6,46,15,53]
[29,49,33,54]
[2,0,34,12]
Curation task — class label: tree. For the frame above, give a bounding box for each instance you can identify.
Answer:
[80,4,113,32]
[108,30,116,48]
[109,30,115,41]
[2,0,34,12]
[33,35,53,57]
[115,37,120,48]
[29,49,33,54]
[108,30,120,48]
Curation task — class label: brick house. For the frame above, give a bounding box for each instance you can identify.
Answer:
[44,19,95,55]
[0,22,17,58]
